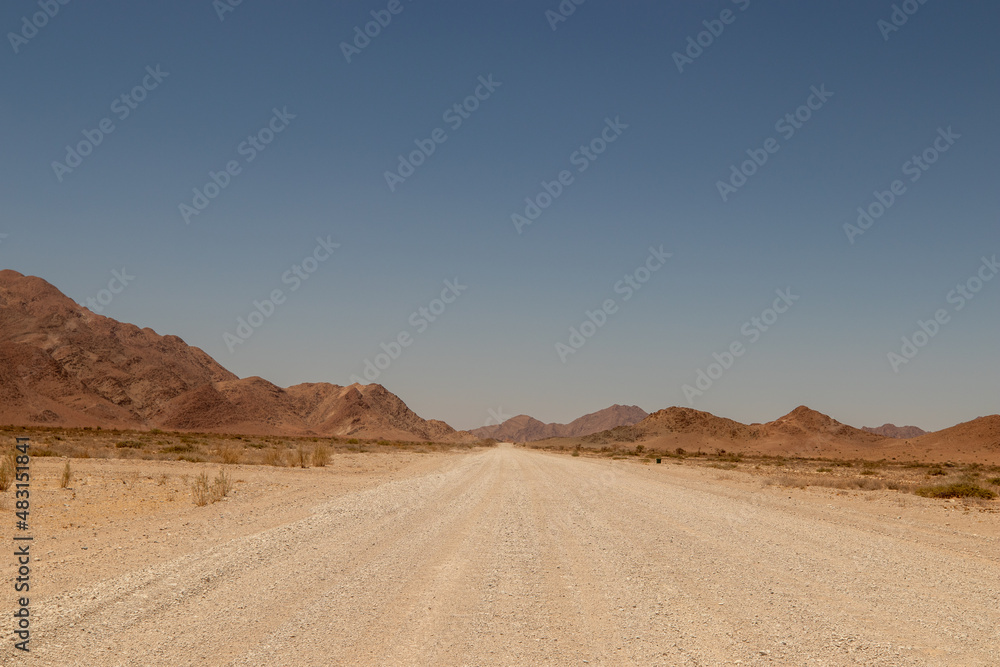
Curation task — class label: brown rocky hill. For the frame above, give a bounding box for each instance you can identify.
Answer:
[905,416,1000,463]
[562,404,648,437]
[761,406,882,444]
[472,415,558,442]
[577,406,762,452]
[569,405,1000,463]
[574,406,887,458]
[0,270,470,441]
[862,424,928,439]
[471,405,647,442]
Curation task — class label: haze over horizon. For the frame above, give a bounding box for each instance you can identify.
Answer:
[2,1,998,432]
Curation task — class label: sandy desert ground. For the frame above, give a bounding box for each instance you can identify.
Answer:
[2,445,998,666]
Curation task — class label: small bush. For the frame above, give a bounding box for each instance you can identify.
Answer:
[116,440,144,449]
[347,438,360,445]
[191,472,211,506]
[212,470,232,500]
[0,450,14,492]
[986,477,1000,486]
[262,448,285,467]
[312,443,329,467]
[163,444,194,453]
[816,467,832,473]
[915,483,997,500]
[216,446,242,465]
[849,477,885,491]
[60,460,71,488]
[927,468,947,476]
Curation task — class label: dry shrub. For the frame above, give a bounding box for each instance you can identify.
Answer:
[312,443,329,467]
[0,449,14,492]
[216,446,242,465]
[297,444,309,468]
[191,472,211,506]
[765,475,806,488]
[916,483,997,500]
[262,447,285,467]
[191,470,232,506]
[212,470,232,500]
[60,460,71,488]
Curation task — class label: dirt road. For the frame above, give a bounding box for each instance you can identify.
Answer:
[7,445,999,665]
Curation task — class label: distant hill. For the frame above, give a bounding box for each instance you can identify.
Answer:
[862,424,928,439]
[0,270,471,442]
[471,405,647,442]
[575,405,883,456]
[905,416,1000,463]
[561,405,1000,464]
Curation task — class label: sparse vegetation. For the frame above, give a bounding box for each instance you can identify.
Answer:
[0,426,492,474]
[60,460,72,488]
[532,440,1000,503]
[915,483,997,500]
[191,469,233,505]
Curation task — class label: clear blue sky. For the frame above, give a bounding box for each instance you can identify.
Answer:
[2,1,997,431]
